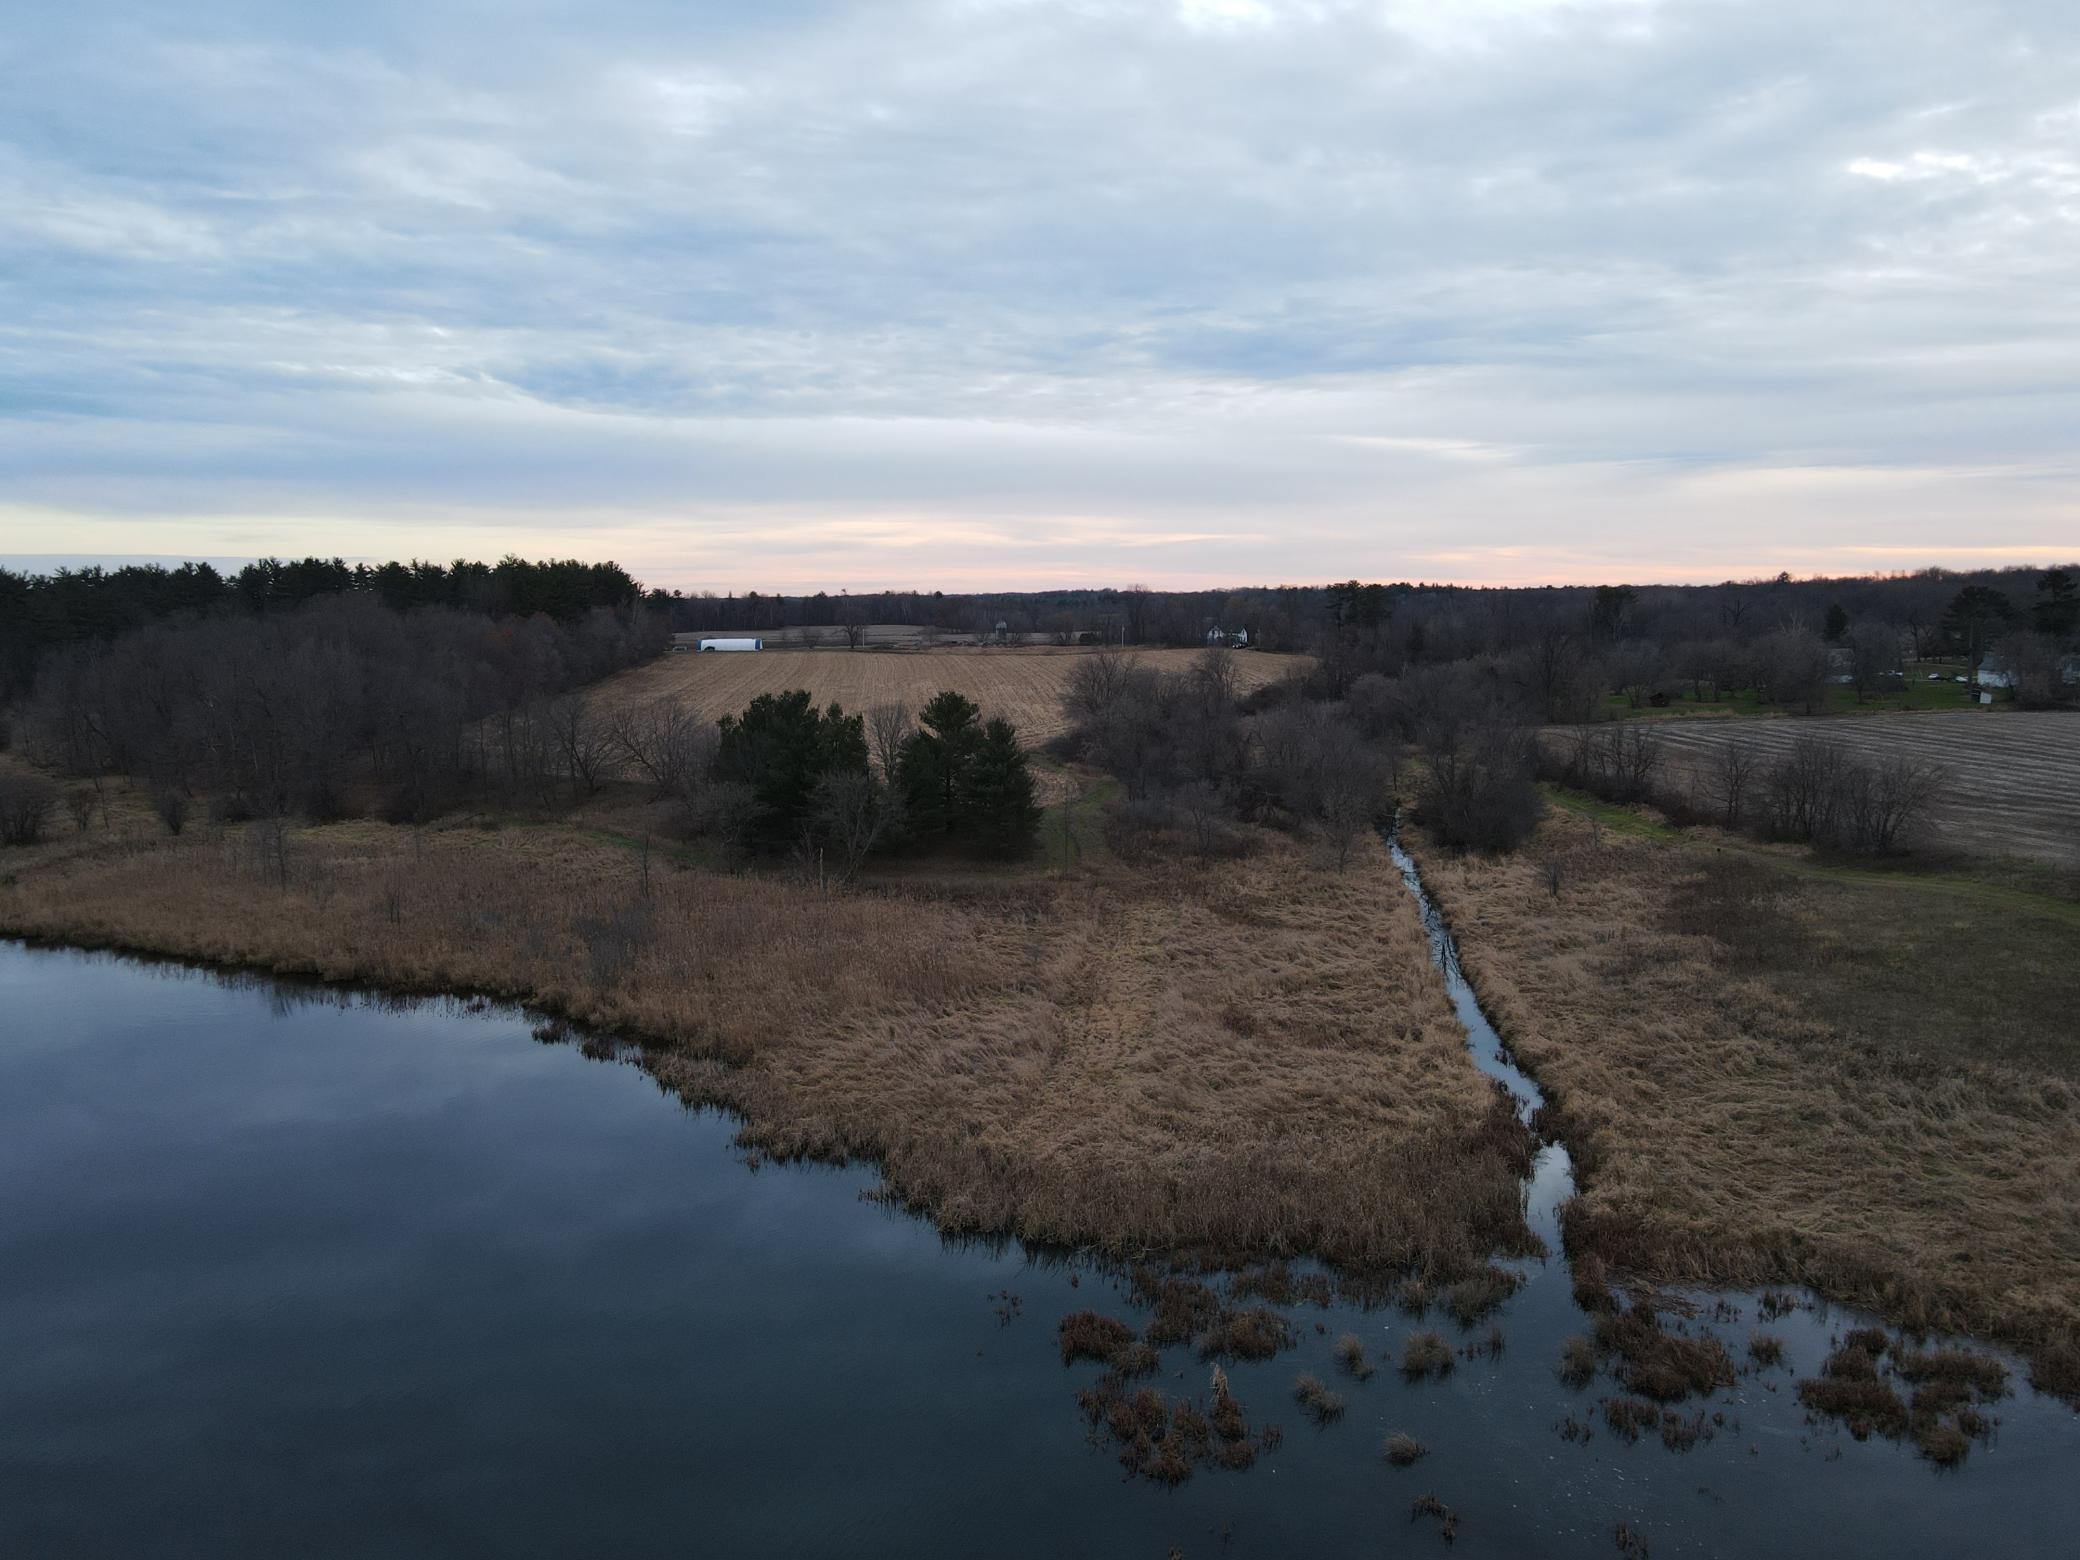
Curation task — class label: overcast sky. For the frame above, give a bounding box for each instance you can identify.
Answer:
[3,0,2076,591]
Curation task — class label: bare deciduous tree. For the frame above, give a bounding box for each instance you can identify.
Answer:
[813,771,892,882]
[1706,743,1759,829]
[545,694,618,798]
[867,701,913,778]
[612,698,708,798]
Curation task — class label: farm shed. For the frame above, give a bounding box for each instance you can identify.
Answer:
[697,637,764,652]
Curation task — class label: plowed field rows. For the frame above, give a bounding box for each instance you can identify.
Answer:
[1588,710,2080,864]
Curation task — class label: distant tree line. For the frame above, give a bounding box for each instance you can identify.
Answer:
[14,556,2073,714]
[21,594,664,825]
[1,555,652,699]
[649,565,2076,690]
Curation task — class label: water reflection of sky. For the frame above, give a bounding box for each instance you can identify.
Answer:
[1,940,2073,1559]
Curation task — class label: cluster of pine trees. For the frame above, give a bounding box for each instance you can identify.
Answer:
[712,689,1041,868]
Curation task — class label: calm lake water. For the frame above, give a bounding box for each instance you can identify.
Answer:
[3,936,2075,1558]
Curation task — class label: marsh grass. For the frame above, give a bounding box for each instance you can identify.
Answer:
[0,807,1537,1276]
[1411,813,2080,1402]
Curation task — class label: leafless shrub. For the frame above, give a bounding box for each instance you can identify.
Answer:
[1705,742,1758,828]
[151,787,190,836]
[545,693,619,798]
[1763,738,1944,853]
[0,774,59,846]
[611,698,710,798]
[63,785,99,833]
[1567,725,1663,802]
[678,778,757,844]
[813,770,893,882]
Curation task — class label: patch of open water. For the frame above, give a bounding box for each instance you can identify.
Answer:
[1,926,2073,1557]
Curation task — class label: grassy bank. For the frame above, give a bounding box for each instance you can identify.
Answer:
[0,772,1531,1278]
[1405,808,2080,1398]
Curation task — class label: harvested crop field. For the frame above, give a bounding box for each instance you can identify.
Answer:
[603,647,1300,745]
[1564,710,2080,865]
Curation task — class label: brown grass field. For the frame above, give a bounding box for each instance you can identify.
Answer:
[1569,710,2080,865]
[0,777,1529,1276]
[1407,809,2080,1394]
[603,645,1300,745]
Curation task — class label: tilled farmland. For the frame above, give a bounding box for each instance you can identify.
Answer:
[1577,710,2080,864]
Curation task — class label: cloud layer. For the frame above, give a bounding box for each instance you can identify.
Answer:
[4,0,2076,587]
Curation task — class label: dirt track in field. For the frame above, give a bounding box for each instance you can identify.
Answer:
[604,646,1300,746]
[1593,710,2080,865]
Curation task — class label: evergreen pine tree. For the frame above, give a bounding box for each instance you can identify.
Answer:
[897,691,982,837]
[2035,569,2078,640]
[960,718,1042,857]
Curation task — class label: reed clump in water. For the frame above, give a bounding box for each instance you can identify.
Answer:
[1057,1311,1137,1367]
[1796,1336,1909,1440]
[1746,1333,1785,1369]
[1292,1373,1346,1424]
[1334,1332,1376,1380]
[1559,1334,1597,1388]
[1591,1306,1735,1401]
[1132,1272,1222,1347]
[1196,1305,1296,1362]
[1793,1330,2009,1459]
[1074,1362,1273,1484]
[1410,1493,1459,1543]
[1443,1265,1521,1327]
[1401,1330,1456,1381]
[1383,1431,1428,1466]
